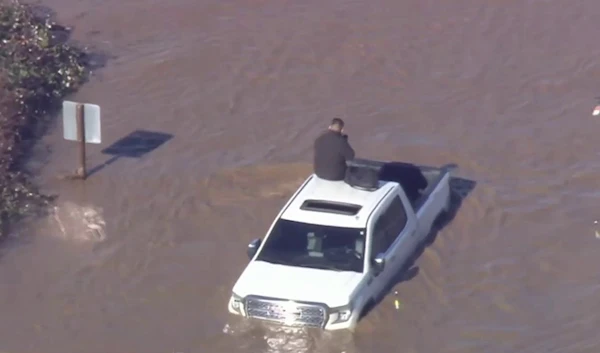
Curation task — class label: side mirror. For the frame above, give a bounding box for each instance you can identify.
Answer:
[247,238,262,259]
[372,254,385,276]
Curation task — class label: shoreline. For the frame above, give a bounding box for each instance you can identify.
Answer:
[0,0,93,238]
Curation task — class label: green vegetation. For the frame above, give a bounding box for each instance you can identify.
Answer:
[0,0,90,236]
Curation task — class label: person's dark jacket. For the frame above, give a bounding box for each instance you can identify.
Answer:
[313,130,355,181]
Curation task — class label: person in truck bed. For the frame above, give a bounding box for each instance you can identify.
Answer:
[313,118,356,181]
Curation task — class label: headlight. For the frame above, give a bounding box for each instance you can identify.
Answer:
[330,304,353,324]
[229,293,243,313]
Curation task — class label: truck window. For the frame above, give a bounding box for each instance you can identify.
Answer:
[384,196,408,247]
[371,196,408,256]
[371,216,390,256]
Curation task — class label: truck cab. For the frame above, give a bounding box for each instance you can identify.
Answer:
[228,159,454,330]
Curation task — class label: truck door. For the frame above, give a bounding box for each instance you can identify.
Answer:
[380,193,418,275]
[368,192,418,297]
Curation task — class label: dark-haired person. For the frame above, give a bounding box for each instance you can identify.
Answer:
[313,118,355,181]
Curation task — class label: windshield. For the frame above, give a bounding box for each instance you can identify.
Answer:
[256,219,366,273]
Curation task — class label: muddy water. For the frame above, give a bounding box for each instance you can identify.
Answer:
[1,0,600,352]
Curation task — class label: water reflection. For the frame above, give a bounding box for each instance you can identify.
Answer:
[223,319,358,353]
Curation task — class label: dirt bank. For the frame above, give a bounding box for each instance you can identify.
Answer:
[0,0,90,237]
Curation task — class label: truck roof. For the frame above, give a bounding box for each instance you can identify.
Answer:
[279,175,398,228]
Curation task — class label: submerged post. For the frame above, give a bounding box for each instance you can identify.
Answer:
[76,103,87,179]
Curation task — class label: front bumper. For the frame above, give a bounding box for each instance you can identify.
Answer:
[228,294,357,331]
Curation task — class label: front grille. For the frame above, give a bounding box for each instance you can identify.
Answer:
[244,296,328,328]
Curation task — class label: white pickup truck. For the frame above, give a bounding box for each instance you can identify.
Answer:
[227,159,455,331]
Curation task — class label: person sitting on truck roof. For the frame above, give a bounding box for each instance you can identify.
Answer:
[313,118,356,181]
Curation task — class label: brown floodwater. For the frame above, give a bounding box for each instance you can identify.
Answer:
[2,0,600,352]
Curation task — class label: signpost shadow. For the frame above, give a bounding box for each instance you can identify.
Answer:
[87,130,173,177]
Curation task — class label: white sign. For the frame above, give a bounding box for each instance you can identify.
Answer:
[62,100,102,144]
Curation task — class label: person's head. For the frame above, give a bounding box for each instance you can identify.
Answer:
[328,118,345,133]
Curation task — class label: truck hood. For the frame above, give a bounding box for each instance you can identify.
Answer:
[232,260,364,308]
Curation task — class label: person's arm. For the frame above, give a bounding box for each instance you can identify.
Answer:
[342,135,355,159]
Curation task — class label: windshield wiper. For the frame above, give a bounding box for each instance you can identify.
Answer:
[292,262,345,272]
[256,254,288,266]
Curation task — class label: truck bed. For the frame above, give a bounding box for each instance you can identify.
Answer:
[346,159,454,212]
[379,162,447,211]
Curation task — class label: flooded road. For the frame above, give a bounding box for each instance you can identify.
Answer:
[2,0,600,352]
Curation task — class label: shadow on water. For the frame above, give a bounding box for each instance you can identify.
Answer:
[360,176,477,319]
[87,130,173,177]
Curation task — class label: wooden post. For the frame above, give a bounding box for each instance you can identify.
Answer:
[76,103,87,179]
